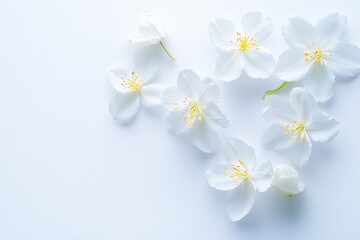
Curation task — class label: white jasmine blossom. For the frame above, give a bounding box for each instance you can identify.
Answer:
[162,70,229,153]
[206,138,273,221]
[208,12,275,81]
[273,12,360,102]
[127,11,175,61]
[272,164,304,196]
[262,87,340,167]
[108,57,162,122]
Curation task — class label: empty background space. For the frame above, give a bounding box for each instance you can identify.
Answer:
[1,0,360,239]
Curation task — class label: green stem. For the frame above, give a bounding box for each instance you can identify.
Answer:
[160,41,175,61]
[262,81,289,99]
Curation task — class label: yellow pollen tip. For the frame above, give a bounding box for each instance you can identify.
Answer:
[224,159,249,179]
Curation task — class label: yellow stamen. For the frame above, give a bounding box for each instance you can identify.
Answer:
[183,101,202,127]
[230,32,260,52]
[120,70,143,91]
[284,120,306,144]
[224,159,249,181]
[303,42,329,65]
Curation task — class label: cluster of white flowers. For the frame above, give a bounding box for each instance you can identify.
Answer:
[108,11,360,221]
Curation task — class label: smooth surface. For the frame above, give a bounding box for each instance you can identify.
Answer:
[1,0,360,239]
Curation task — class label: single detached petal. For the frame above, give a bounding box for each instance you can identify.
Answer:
[215,51,244,82]
[316,12,347,49]
[263,95,297,123]
[302,64,335,103]
[199,81,221,105]
[306,112,340,143]
[243,47,275,79]
[161,86,186,110]
[191,121,220,153]
[177,70,202,99]
[242,12,273,43]
[166,108,188,135]
[140,84,163,107]
[226,180,256,221]
[109,92,140,122]
[287,132,312,167]
[276,48,312,82]
[272,164,305,196]
[251,159,273,192]
[206,161,243,191]
[107,63,132,94]
[202,103,230,128]
[262,124,291,150]
[282,16,317,48]
[327,43,360,79]
[208,18,237,50]
[226,138,256,171]
[289,87,318,122]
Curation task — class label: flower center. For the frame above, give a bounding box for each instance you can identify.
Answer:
[120,71,143,91]
[284,120,306,143]
[230,32,260,52]
[304,42,329,65]
[224,159,249,181]
[183,101,202,127]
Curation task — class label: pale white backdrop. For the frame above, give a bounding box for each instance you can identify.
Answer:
[1,0,360,239]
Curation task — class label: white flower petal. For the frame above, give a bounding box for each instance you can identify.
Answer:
[302,64,335,103]
[226,138,256,170]
[140,84,163,107]
[161,86,186,110]
[282,16,317,48]
[272,164,305,195]
[199,81,221,104]
[316,12,347,49]
[166,108,188,135]
[242,12,273,43]
[226,180,255,221]
[262,124,291,150]
[251,159,273,192]
[133,57,158,84]
[177,70,202,99]
[208,18,236,50]
[306,112,340,143]
[243,48,275,79]
[289,87,318,122]
[206,161,243,191]
[327,43,360,79]
[287,132,312,167]
[127,33,160,45]
[107,63,132,94]
[191,121,220,153]
[263,95,297,123]
[202,103,230,128]
[138,12,166,40]
[109,92,140,122]
[276,48,312,82]
[215,51,243,82]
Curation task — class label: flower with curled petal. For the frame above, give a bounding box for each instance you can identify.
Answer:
[108,57,163,123]
[206,138,273,221]
[272,164,304,196]
[162,70,229,153]
[273,12,360,102]
[262,87,340,167]
[208,12,275,81]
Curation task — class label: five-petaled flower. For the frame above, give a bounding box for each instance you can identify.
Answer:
[108,57,163,122]
[262,87,340,167]
[162,70,229,153]
[206,138,273,221]
[272,164,305,196]
[208,12,275,81]
[276,12,360,102]
[127,11,175,61]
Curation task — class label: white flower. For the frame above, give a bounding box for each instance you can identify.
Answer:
[162,70,229,153]
[276,12,360,102]
[272,164,304,196]
[208,12,275,81]
[127,11,175,61]
[206,138,273,221]
[262,87,340,167]
[108,57,162,123]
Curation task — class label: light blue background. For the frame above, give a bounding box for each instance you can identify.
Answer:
[1,0,360,239]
